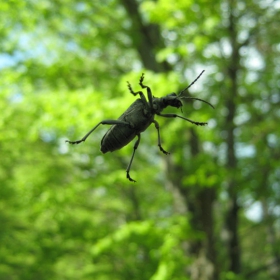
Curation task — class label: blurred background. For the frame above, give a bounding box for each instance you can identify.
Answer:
[1,0,280,279]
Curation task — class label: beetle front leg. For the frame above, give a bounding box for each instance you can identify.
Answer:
[139,73,153,109]
[126,134,141,182]
[157,113,208,126]
[152,120,170,155]
[127,81,149,109]
[66,120,130,144]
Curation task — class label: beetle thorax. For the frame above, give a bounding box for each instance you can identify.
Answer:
[152,97,167,113]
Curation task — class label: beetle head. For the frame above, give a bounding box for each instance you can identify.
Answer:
[163,93,214,111]
[163,93,183,108]
[156,71,214,113]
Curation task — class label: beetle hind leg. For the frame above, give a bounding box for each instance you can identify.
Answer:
[126,134,141,182]
[66,120,130,145]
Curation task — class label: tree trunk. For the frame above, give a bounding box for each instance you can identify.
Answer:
[121,0,218,278]
[225,0,241,273]
[120,0,171,73]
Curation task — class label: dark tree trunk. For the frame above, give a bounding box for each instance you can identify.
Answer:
[225,0,241,273]
[120,0,171,73]
[121,0,218,278]
[165,129,218,280]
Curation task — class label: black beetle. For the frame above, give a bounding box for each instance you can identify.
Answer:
[66,71,214,182]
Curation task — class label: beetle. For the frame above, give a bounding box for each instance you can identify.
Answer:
[66,70,214,182]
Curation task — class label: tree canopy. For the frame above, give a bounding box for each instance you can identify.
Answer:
[1,0,280,279]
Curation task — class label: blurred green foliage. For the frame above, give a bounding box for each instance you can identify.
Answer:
[1,0,280,279]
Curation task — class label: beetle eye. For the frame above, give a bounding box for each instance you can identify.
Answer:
[175,100,182,108]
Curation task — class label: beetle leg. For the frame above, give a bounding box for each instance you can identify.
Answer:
[152,120,170,155]
[126,134,141,182]
[127,81,149,110]
[66,120,130,144]
[139,73,153,109]
[157,113,208,126]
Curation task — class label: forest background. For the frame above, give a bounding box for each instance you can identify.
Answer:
[1,0,280,279]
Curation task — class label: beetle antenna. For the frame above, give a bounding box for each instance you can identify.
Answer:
[179,70,205,96]
[180,96,214,109]
[178,70,214,109]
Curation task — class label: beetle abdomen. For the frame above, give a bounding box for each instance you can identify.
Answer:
[101,99,154,153]
[101,125,136,153]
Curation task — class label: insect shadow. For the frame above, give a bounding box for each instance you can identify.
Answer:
[66,71,214,182]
